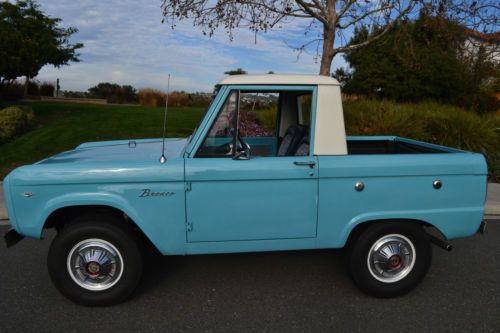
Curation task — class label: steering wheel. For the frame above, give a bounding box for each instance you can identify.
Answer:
[214,142,232,155]
[214,132,250,156]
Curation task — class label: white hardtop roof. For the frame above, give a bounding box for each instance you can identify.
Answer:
[218,74,340,86]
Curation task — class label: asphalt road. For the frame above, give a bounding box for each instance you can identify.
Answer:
[0,222,499,333]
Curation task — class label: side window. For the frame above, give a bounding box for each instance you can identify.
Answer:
[196,89,313,158]
[196,91,238,157]
[238,92,279,157]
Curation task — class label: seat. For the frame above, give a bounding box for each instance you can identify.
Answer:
[294,136,310,156]
[277,125,308,156]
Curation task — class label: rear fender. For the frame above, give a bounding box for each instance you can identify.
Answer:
[339,207,484,247]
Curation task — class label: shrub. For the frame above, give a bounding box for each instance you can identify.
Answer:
[344,100,500,179]
[26,80,39,96]
[88,83,138,104]
[256,106,278,133]
[0,106,36,144]
[138,88,166,107]
[420,103,499,155]
[62,90,88,98]
[186,93,211,107]
[467,90,500,115]
[138,89,209,107]
[0,81,24,101]
[39,82,55,97]
[0,80,56,99]
[470,111,500,180]
[169,92,189,107]
[343,100,427,140]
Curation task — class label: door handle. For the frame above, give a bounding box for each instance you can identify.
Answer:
[293,161,316,168]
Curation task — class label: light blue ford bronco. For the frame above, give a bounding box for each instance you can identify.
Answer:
[3,75,488,305]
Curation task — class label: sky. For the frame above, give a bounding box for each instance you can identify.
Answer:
[35,1,348,93]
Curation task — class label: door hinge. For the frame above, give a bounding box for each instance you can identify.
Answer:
[185,182,192,192]
[186,222,193,232]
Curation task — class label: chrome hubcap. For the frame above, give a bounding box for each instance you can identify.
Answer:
[367,234,415,283]
[67,239,124,291]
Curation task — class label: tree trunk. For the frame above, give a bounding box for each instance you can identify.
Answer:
[319,26,335,76]
[24,76,29,98]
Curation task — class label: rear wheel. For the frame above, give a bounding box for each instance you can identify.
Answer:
[347,222,432,297]
[48,215,143,305]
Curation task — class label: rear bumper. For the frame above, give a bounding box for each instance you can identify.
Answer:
[478,220,487,234]
[4,228,24,248]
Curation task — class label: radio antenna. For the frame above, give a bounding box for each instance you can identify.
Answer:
[159,74,171,164]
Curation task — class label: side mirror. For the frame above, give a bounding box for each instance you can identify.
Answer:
[233,145,250,160]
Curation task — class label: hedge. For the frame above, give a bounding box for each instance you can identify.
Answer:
[344,100,500,179]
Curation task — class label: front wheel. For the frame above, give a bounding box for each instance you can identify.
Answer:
[347,222,432,298]
[48,215,143,306]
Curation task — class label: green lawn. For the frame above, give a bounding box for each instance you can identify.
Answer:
[0,102,206,178]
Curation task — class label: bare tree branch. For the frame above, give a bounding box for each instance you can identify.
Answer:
[335,0,356,21]
[295,0,328,25]
[337,3,394,29]
[311,0,327,17]
[335,2,417,53]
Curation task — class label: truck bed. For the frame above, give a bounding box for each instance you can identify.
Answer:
[347,137,454,155]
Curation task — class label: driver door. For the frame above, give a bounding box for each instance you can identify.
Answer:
[185,88,318,243]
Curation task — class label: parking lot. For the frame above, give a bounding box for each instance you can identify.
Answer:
[0,220,498,332]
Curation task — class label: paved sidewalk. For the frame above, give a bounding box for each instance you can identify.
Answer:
[0,182,499,225]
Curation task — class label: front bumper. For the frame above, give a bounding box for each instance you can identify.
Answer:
[4,229,24,248]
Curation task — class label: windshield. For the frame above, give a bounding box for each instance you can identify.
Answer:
[188,85,221,144]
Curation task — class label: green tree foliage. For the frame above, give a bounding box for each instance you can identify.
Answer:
[88,83,138,104]
[0,1,83,86]
[224,68,247,75]
[336,14,499,113]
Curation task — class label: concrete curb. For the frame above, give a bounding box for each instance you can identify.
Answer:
[485,206,500,215]
[485,183,500,216]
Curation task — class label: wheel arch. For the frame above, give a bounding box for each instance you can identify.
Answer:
[343,218,445,248]
[337,206,485,248]
[45,204,130,230]
[42,204,159,254]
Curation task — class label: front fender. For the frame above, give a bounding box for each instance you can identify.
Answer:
[29,192,145,240]
[10,181,187,255]
[45,193,144,230]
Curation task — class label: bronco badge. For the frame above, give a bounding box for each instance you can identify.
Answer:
[139,189,175,198]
